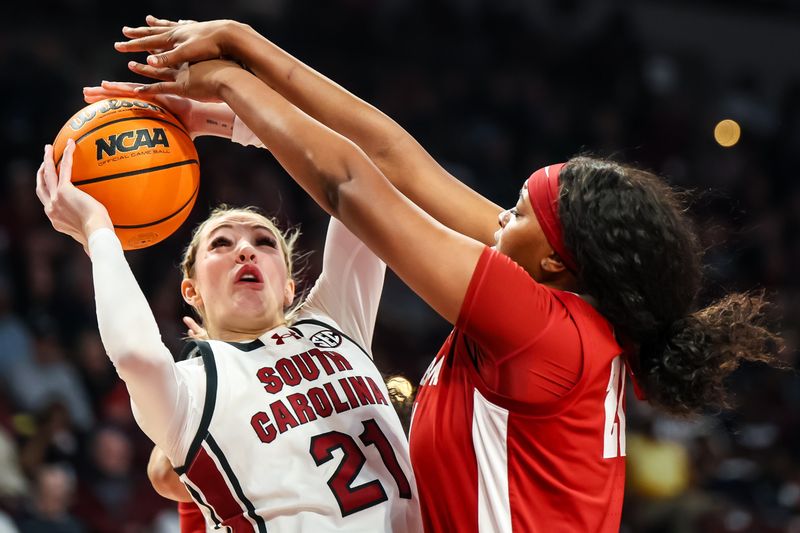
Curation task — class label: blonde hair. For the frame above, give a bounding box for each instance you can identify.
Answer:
[181,205,303,324]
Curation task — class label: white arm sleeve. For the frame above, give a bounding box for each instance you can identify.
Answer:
[89,228,201,463]
[232,115,266,149]
[301,218,386,352]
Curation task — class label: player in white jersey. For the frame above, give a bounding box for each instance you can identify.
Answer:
[35,119,421,530]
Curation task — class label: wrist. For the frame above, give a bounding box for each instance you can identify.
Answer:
[190,102,235,140]
[214,66,251,101]
[83,212,114,239]
[224,22,262,62]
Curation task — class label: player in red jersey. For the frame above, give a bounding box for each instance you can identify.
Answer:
[104,17,782,532]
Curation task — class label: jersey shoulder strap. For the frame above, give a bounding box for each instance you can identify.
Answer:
[174,339,218,475]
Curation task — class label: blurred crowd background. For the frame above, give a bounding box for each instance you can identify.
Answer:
[1,0,799,531]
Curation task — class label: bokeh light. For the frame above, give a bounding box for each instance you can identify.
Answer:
[386,375,414,402]
[714,119,741,147]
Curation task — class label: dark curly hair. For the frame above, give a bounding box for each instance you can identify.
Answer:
[558,157,782,415]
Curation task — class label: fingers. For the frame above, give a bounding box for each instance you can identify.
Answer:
[182,316,208,339]
[120,25,171,40]
[146,50,183,67]
[115,32,170,53]
[146,14,180,27]
[128,61,179,82]
[103,80,144,90]
[59,139,75,187]
[146,41,211,67]
[42,145,59,201]
[35,162,48,206]
[133,81,183,97]
[83,82,146,103]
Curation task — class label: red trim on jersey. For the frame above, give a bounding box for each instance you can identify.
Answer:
[178,501,206,533]
[186,446,255,532]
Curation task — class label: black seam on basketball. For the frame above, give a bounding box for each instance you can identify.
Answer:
[73,158,198,186]
[113,183,199,229]
[55,115,192,167]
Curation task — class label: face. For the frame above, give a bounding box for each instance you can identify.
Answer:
[495,184,562,282]
[181,214,295,339]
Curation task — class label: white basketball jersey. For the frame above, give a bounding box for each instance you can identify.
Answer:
[175,316,421,532]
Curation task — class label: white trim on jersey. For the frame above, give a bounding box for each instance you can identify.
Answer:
[472,389,512,533]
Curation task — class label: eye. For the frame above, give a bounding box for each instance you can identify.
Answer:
[209,236,232,249]
[509,207,520,217]
[257,235,277,248]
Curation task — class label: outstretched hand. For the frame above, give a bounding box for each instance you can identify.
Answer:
[35,140,113,254]
[83,82,235,140]
[115,16,238,69]
[105,59,243,103]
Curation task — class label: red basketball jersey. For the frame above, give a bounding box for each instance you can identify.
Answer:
[178,501,205,533]
[409,247,626,532]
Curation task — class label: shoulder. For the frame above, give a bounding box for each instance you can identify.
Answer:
[473,247,555,299]
[293,307,343,331]
[551,290,619,352]
[176,357,205,369]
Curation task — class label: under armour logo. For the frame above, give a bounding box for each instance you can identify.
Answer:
[271,331,300,345]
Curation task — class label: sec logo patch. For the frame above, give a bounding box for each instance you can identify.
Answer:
[310,330,342,348]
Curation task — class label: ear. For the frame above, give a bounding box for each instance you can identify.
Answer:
[540,252,567,275]
[283,278,296,309]
[181,278,203,309]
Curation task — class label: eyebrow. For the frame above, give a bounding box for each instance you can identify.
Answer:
[207,223,277,239]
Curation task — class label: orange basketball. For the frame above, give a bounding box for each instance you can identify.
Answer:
[53,97,200,250]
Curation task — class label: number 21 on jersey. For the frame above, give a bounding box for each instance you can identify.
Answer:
[310,418,412,517]
[603,356,626,459]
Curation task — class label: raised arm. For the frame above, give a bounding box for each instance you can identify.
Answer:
[116,17,503,245]
[137,60,483,324]
[35,141,192,457]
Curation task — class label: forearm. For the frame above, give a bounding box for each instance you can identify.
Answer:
[215,68,482,325]
[89,229,181,448]
[225,24,501,244]
[227,25,404,169]
[191,101,236,139]
[217,69,362,216]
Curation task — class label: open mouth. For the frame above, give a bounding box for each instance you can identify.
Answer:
[235,265,264,285]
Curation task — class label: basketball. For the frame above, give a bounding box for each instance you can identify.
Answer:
[53,98,200,250]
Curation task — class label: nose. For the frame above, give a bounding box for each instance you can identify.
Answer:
[498,209,510,228]
[235,242,257,263]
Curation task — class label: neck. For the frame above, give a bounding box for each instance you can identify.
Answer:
[208,320,287,342]
[541,271,578,293]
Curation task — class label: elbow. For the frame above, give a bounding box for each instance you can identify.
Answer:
[112,349,165,383]
[304,141,361,217]
[321,174,344,216]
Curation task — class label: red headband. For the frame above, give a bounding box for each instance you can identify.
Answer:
[526,163,578,273]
